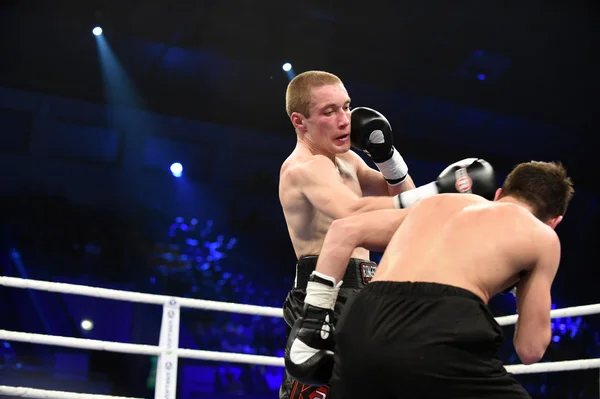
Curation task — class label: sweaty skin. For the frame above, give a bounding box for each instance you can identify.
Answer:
[280,150,370,259]
[373,194,559,301]
[319,193,561,364]
[279,82,415,260]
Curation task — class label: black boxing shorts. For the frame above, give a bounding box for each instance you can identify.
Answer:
[331,281,532,399]
[279,255,377,399]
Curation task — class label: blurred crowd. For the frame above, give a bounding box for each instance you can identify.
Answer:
[148,216,290,395]
[1,187,599,398]
[0,188,290,396]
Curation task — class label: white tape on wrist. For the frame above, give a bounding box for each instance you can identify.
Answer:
[394,181,439,209]
[305,273,342,309]
[375,148,409,185]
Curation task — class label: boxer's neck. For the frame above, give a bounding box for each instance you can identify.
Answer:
[497,196,535,215]
[297,137,337,162]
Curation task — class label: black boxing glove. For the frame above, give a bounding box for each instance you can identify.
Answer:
[284,272,341,386]
[394,158,496,208]
[351,107,409,185]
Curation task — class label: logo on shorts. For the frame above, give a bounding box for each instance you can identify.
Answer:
[454,167,473,193]
[308,387,329,399]
[360,262,377,285]
[293,384,329,399]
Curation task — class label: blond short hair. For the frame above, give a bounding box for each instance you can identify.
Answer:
[285,71,342,118]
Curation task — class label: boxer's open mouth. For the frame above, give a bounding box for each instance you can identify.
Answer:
[336,134,350,142]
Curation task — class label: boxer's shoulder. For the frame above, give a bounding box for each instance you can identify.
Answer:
[532,220,560,252]
[282,154,338,184]
[339,149,369,172]
[471,201,559,250]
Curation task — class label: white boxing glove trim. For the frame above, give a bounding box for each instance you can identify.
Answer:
[394,181,440,209]
[369,130,385,143]
[289,338,334,364]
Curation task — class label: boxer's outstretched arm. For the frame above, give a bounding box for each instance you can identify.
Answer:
[290,156,398,220]
[315,209,409,283]
[513,229,561,365]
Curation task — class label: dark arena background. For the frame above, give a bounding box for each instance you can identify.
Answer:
[0,1,599,398]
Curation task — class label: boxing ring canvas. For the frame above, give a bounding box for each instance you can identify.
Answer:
[1,276,599,398]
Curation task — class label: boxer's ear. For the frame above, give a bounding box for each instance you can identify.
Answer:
[291,112,307,133]
[546,215,563,230]
[493,188,503,201]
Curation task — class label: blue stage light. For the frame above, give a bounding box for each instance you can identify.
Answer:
[170,162,183,177]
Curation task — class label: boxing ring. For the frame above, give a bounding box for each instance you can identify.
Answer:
[1,276,599,398]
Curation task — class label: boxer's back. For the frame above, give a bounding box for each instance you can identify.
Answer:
[373,193,552,302]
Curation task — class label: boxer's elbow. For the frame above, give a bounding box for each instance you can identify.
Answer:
[516,347,546,366]
[514,328,551,365]
[329,218,361,247]
[329,214,388,253]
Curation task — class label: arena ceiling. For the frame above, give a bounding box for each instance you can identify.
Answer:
[1,0,597,190]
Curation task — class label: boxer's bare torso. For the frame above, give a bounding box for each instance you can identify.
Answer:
[373,193,561,303]
[279,146,370,260]
[279,81,414,265]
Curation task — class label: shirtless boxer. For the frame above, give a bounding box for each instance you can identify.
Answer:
[278,70,496,398]
[289,161,574,398]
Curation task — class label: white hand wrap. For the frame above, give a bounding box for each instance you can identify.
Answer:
[304,272,342,310]
[375,148,409,186]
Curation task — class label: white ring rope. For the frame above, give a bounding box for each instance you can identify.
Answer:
[4,276,600,325]
[0,330,162,356]
[505,358,600,375]
[0,276,283,318]
[2,328,599,374]
[0,329,285,367]
[1,275,599,384]
[177,348,284,366]
[0,385,143,399]
[495,303,600,326]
